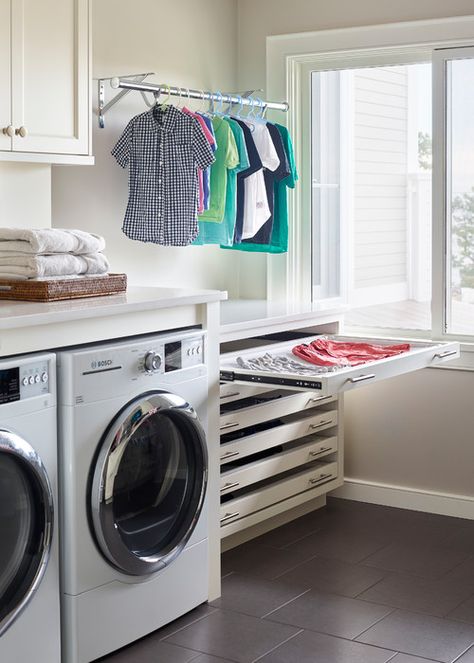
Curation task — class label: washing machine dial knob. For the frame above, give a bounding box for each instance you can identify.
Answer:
[144,351,162,373]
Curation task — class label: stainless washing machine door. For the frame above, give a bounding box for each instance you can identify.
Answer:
[90,390,208,576]
[0,430,54,637]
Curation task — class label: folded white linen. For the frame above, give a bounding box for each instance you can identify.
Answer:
[0,253,109,279]
[0,228,106,255]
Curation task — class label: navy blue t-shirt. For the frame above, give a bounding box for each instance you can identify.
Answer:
[233,119,263,244]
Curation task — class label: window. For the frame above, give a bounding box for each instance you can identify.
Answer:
[267,18,474,354]
[311,63,432,332]
[442,50,474,337]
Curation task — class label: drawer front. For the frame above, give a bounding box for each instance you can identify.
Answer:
[220,391,336,433]
[220,435,338,494]
[220,382,273,404]
[220,462,338,526]
[221,336,460,395]
[220,409,338,465]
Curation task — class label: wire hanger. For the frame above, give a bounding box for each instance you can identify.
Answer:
[160,84,171,111]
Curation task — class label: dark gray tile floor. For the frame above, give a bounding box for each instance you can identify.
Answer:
[97,498,474,663]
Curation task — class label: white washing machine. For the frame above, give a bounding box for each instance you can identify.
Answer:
[57,330,210,663]
[0,352,60,663]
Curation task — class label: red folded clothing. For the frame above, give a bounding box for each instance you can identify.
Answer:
[292,338,410,367]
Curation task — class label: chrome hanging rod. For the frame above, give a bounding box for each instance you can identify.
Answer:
[96,73,289,128]
[111,77,289,112]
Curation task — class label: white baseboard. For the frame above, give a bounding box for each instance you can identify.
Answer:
[332,478,474,520]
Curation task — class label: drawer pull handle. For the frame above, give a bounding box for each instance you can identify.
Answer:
[220,481,240,493]
[309,473,333,485]
[220,391,241,399]
[220,421,239,430]
[349,373,375,384]
[309,446,332,457]
[221,511,240,524]
[309,419,332,430]
[434,349,457,360]
[305,396,324,407]
[220,450,240,461]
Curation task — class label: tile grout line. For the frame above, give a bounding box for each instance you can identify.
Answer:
[160,608,219,642]
[261,588,312,619]
[250,628,304,663]
[352,606,397,642]
[451,643,474,663]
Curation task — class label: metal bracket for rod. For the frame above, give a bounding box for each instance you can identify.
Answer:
[97,72,155,128]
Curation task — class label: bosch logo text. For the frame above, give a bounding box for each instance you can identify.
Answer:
[91,359,113,369]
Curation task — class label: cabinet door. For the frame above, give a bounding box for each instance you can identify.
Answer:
[0,0,12,150]
[11,0,89,155]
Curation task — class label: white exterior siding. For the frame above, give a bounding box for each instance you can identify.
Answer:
[352,66,408,303]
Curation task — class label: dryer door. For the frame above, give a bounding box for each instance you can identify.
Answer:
[90,390,208,576]
[0,430,54,637]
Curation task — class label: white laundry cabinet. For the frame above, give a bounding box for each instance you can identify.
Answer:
[219,327,458,541]
[0,0,91,162]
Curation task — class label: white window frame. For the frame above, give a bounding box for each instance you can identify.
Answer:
[266,16,474,367]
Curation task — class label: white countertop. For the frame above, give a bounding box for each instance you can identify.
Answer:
[0,286,227,330]
[220,299,346,342]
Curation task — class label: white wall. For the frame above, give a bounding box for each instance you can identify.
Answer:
[52,0,240,295]
[237,1,474,504]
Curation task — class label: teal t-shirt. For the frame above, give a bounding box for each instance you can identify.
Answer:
[194,118,249,246]
[198,117,239,223]
[221,122,297,253]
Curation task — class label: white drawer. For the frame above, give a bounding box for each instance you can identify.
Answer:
[221,335,459,396]
[220,408,338,464]
[220,435,338,494]
[220,461,338,527]
[220,382,273,404]
[220,390,336,433]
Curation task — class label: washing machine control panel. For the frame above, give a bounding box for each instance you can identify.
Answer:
[139,334,204,375]
[0,359,50,403]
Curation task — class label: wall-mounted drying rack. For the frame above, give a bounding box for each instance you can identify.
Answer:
[97,73,289,128]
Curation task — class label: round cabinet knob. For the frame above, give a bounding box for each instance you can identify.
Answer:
[2,125,14,137]
[144,351,162,373]
[15,126,28,138]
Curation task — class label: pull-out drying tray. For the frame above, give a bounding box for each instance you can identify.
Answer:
[220,335,459,396]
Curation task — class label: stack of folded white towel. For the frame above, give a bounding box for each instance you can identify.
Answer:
[0,228,110,280]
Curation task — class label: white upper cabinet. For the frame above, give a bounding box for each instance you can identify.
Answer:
[0,0,12,151]
[0,0,91,162]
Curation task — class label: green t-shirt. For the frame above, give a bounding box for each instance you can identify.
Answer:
[222,122,297,253]
[194,119,249,246]
[198,117,239,223]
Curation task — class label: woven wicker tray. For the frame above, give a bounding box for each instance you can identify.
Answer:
[0,273,127,302]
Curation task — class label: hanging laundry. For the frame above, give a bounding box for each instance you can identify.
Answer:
[182,106,216,213]
[198,117,239,223]
[222,122,297,253]
[292,338,411,368]
[193,118,249,246]
[240,121,280,239]
[243,122,290,245]
[197,113,217,210]
[112,105,215,246]
[231,120,264,243]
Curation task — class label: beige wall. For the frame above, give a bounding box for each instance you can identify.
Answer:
[237,0,474,90]
[52,0,240,294]
[236,1,474,501]
[0,163,51,227]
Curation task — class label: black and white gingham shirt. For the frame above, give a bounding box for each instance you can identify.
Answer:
[112,105,215,246]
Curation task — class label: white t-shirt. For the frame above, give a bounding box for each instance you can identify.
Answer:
[241,121,280,240]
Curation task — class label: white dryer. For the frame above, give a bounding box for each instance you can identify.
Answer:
[0,352,60,663]
[57,330,210,663]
